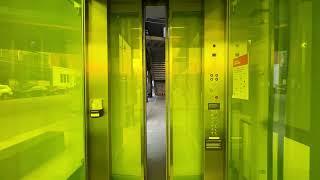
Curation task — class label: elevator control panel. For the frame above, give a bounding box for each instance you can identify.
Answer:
[203,1,226,179]
[204,42,225,151]
[206,102,223,150]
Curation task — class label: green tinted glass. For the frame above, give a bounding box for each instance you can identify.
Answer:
[0,0,85,179]
[273,0,313,180]
[109,0,145,179]
[228,0,319,180]
[227,0,271,179]
[168,0,203,179]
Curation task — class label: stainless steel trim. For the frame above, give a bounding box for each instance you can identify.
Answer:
[203,0,227,180]
[142,2,147,180]
[225,0,231,179]
[82,0,88,178]
[86,0,110,179]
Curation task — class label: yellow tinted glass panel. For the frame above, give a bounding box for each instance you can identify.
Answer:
[168,0,203,179]
[0,0,85,179]
[109,0,145,179]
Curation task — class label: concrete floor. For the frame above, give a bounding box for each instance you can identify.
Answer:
[147,96,166,180]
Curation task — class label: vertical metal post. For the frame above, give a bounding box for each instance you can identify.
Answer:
[86,0,110,179]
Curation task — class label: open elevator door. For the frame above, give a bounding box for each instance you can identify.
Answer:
[86,0,146,179]
[86,0,226,179]
[167,0,226,180]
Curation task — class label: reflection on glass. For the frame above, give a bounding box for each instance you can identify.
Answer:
[228,0,316,180]
[274,1,312,180]
[0,0,85,179]
[168,0,203,179]
[109,0,144,179]
[228,0,272,180]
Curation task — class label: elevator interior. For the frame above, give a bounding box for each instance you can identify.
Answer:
[0,0,319,180]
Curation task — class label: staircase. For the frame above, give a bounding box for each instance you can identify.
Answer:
[146,36,165,96]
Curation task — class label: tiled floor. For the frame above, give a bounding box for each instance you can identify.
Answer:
[147,96,166,180]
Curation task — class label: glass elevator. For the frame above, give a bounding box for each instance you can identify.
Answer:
[0,0,319,180]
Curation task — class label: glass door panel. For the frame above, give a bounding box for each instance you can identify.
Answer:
[0,0,85,179]
[108,0,145,179]
[273,0,314,180]
[227,0,271,180]
[228,0,319,180]
[168,0,203,179]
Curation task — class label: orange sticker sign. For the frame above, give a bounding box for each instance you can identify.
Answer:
[232,54,249,100]
[233,55,249,67]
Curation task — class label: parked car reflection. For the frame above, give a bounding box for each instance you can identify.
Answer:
[0,85,13,99]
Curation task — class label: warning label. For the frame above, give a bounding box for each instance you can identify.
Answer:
[232,55,249,100]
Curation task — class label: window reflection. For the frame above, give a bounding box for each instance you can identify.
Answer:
[0,0,85,179]
[228,0,314,180]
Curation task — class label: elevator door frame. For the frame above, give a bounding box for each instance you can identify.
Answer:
[85,0,228,179]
